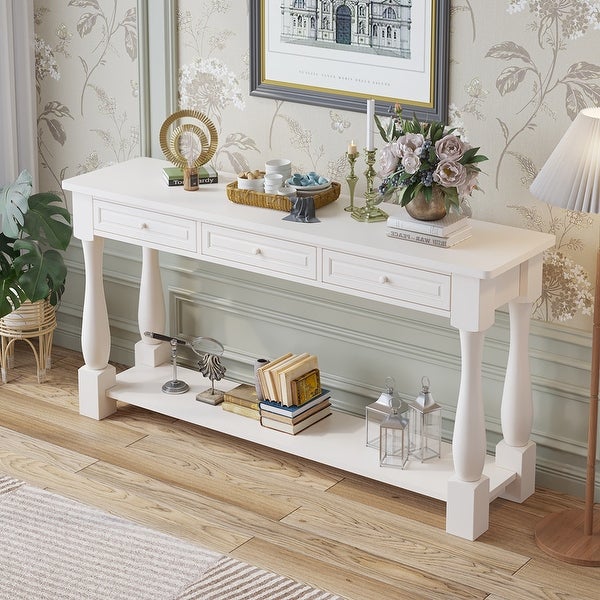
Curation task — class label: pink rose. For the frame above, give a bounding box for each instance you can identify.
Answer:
[433,159,467,188]
[435,134,469,161]
[378,144,400,178]
[401,152,421,175]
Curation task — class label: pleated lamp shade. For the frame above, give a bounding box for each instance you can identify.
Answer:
[530,107,600,213]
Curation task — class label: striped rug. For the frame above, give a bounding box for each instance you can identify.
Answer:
[0,475,343,600]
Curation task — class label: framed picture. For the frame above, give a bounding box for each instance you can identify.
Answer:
[250,0,449,122]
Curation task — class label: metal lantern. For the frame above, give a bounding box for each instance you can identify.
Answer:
[408,376,441,462]
[379,398,410,469]
[365,376,395,449]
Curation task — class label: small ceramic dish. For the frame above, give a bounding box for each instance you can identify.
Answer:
[285,180,331,192]
[237,176,265,191]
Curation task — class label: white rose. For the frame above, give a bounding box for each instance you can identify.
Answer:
[401,152,421,175]
[378,144,400,179]
[398,133,425,154]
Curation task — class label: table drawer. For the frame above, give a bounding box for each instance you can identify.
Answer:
[202,224,317,280]
[93,200,196,251]
[323,250,451,310]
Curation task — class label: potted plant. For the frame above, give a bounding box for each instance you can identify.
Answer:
[0,170,73,319]
[375,104,488,220]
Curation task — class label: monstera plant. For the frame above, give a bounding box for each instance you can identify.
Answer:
[0,170,72,319]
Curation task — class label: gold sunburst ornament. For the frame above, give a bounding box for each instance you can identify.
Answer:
[159,110,218,191]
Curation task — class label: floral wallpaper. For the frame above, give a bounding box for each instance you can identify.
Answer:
[34,0,139,197]
[33,0,600,332]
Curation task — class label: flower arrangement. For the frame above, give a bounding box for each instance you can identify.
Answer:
[375,105,488,211]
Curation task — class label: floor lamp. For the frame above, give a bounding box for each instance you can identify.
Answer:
[529,107,600,566]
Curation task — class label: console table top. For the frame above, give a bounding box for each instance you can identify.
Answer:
[63,157,555,281]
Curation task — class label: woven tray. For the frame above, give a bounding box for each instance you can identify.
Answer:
[226,181,340,212]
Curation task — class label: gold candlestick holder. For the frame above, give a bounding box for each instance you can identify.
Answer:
[345,151,359,212]
[352,148,388,222]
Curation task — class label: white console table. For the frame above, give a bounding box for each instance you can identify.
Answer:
[63,157,554,540]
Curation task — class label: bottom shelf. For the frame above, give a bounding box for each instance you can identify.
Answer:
[108,364,516,503]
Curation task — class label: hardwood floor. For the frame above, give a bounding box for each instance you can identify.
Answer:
[0,344,598,599]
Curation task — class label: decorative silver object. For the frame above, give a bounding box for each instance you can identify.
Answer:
[380,396,410,469]
[366,376,397,449]
[196,352,226,405]
[162,337,190,394]
[144,331,225,399]
[144,332,189,394]
[408,376,442,462]
[195,338,226,405]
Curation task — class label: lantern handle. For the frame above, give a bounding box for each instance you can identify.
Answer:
[384,376,395,393]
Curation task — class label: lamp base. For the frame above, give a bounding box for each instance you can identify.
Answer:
[535,508,600,566]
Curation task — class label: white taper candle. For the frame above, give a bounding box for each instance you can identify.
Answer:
[366,99,375,151]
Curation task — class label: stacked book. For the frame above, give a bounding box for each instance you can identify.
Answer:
[222,383,260,420]
[254,352,320,406]
[162,165,218,187]
[259,388,332,434]
[255,352,332,434]
[386,208,472,248]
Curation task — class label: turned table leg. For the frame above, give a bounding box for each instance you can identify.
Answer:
[496,299,536,502]
[446,329,490,540]
[135,247,169,367]
[78,237,116,419]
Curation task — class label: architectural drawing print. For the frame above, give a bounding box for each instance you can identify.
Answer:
[280,0,412,59]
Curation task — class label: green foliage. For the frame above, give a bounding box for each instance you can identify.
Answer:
[0,171,72,318]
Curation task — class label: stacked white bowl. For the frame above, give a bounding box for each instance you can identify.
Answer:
[265,159,292,186]
[264,173,284,194]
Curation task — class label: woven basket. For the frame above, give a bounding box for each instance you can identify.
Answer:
[226,181,340,212]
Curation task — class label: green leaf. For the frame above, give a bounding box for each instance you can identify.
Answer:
[0,233,19,278]
[374,115,389,143]
[12,241,67,304]
[24,193,72,250]
[443,187,460,210]
[469,155,489,164]
[0,170,31,238]
[0,277,26,318]
[460,147,488,164]
[429,121,445,143]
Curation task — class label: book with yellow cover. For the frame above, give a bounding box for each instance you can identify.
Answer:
[222,402,260,420]
[223,383,260,410]
[290,368,321,405]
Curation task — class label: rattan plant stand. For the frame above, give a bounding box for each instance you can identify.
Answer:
[0,299,56,383]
